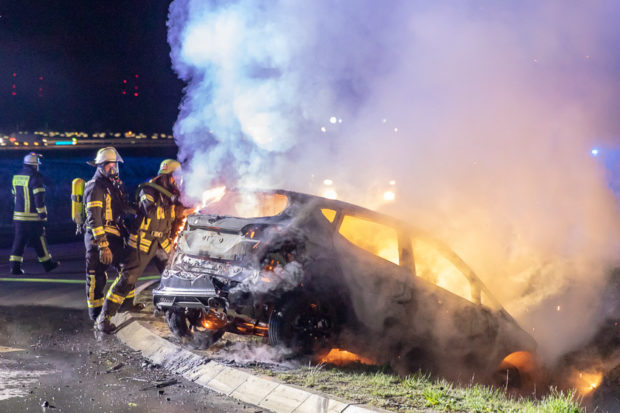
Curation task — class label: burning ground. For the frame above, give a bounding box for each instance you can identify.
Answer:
[140,289,584,412]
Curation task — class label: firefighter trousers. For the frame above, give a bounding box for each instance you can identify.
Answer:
[84,233,125,321]
[102,240,160,318]
[9,221,53,266]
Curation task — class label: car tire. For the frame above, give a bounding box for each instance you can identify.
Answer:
[192,329,225,349]
[268,297,334,355]
[165,307,192,338]
[494,365,522,389]
[165,307,225,349]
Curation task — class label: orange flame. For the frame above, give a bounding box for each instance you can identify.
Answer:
[571,370,603,395]
[172,216,188,249]
[232,322,268,337]
[200,309,228,331]
[318,348,376,366]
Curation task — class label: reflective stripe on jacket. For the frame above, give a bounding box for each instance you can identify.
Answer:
[12,166,47,222]
[130,178,176,253]
[83,169,126,242]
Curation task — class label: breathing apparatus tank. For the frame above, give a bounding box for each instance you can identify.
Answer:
[71,178,86,234]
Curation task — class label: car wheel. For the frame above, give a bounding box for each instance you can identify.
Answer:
[493,365,522,389]
[268,298,334,355]
[192,329,225,349]
[495,351,538,390]
[165,307,226,349]
[165,307,192,338]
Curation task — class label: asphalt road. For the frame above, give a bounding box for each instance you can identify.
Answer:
[0,242,254,412]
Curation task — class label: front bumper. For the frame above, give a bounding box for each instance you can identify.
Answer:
[153,270,218,309]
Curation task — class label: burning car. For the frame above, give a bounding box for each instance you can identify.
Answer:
[153,189,536,381]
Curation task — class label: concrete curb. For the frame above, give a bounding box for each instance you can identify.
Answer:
[112,312,388,413]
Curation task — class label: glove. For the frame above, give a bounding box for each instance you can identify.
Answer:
[99,246,113,265]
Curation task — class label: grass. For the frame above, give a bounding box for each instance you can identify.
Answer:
[253,363,583,413]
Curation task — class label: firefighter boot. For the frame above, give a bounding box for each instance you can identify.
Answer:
[95,300,122,334]
[42,259,60,273]
[10,261,24,275]
[94,314,117,334]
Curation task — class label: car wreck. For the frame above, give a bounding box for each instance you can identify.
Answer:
[153,189,537,382]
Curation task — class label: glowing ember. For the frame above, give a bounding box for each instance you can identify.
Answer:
[202,185,226,207]
[232,322,268,337]
[572,370,603,395]
[200,309,228,331]
[319,349,376,366]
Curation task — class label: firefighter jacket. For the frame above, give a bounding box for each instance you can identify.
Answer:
[84,169,127,246]
[12,166,47,222]
[128,179,177,254]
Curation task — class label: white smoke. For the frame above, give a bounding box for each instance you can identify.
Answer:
[168,0,620,361]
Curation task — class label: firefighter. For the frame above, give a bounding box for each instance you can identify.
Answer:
[9,152,59,275]
[96,159,182,333]
[83,147,128,321]
[152,159,186,271]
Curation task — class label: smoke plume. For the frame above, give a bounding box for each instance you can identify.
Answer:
[168,0,620,362]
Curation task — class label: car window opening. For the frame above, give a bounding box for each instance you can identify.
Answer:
[321,208,337,223]
[338,215,399,265]
[200,191,288,218]
[412,237,475,304]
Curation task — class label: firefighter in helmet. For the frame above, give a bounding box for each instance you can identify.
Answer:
[152,159,187,272]
[83,147,128,321]
[96,159,182,333]
[9,152,59,274]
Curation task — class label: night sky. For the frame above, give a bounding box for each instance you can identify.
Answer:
[0,0,183,133]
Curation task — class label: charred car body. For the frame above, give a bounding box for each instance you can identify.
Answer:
[154,189,536,380]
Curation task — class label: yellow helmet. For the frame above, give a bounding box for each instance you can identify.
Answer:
[158,159,181,175]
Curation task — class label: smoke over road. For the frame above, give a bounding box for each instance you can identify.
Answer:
[167,0,620,363]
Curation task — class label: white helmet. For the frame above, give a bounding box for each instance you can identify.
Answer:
[89,147,124,166]
[24,152,42,166]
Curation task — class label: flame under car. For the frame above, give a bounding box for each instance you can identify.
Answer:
[153,189,536,381]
